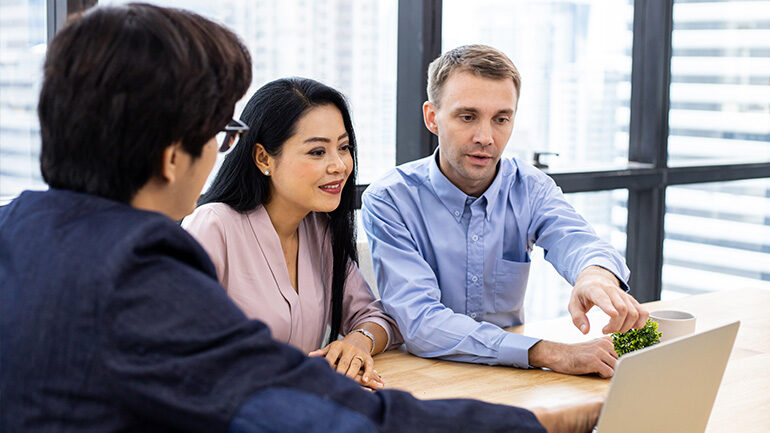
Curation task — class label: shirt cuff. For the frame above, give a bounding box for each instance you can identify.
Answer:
[497,332,542,369]
[582,258,630,291]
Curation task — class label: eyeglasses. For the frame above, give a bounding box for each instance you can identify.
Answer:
[217,118,249,153]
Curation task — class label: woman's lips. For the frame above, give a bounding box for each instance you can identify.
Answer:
[319,181,343,194]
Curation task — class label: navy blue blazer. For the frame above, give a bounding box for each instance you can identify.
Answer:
[0,189,545,433]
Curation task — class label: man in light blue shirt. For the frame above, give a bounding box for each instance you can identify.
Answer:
[361,45,649,377]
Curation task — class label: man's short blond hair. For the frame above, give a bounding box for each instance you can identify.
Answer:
[427,44,521,107]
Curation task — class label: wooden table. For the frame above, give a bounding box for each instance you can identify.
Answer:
[374,288,770,433]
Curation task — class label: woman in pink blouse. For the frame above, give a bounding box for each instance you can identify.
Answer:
[182,78,402,390]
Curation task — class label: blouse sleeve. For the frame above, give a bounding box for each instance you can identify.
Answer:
[181,205,229,286]
[340,260,404,350]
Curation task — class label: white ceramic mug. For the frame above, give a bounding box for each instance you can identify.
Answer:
[650,310,696,342]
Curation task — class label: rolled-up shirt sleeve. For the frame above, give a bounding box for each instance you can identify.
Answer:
[362,189,540,368]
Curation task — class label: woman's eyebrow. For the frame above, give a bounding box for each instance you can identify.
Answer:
[303,132,348,144]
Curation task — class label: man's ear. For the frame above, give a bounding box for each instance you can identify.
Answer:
[253,143,273,175]
[159,143,181,183]
[423,101,439,136]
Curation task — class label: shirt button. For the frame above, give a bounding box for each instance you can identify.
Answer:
[470,312,477,319]
[471,275,478,282]
[472,235,479,242]
[454,210,460,217]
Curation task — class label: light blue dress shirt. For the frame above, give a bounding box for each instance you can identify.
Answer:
[361,150,630,369]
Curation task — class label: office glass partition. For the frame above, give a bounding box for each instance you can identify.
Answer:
[0,0,47,201]
[101,0,398,186]
[668,0,770,166]
[663,178,770,299]
[442,0,634,171]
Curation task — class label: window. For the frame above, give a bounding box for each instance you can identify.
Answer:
[662,1,770,298]
[0,0,47,202]
[663,178,770,299]
[668,0,770,166]
[102,0,398,185]
[442,0,634,171]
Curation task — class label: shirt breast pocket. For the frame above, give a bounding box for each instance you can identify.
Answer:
[493,258,530,313]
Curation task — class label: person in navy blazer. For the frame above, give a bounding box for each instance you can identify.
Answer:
[0,3,599,432]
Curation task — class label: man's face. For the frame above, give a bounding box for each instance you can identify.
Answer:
[423,71,518,196]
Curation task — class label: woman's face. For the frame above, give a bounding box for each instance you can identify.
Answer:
[266,104,353,215]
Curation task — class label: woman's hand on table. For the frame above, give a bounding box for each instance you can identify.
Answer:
[309,334,385,390]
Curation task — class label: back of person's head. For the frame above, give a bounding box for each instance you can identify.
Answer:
[199,77,358,341]
[427,44,521,107]
[199,77,357,213]
[38,3,252,203]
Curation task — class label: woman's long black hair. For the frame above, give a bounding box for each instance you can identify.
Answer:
[199,77,358,342]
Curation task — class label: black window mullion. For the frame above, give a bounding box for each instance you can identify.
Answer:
[395,0,442,165]
[47,0,97,43]
[46,0,67,43]
[626,0,674,302]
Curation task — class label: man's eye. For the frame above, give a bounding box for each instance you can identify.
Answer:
[460,115,474,122]
[496,117,510,124]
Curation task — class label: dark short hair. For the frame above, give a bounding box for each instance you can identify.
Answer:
[38,3,252,202]
[199,77,358,340]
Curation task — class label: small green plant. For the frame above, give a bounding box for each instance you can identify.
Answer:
[612,319,662,356]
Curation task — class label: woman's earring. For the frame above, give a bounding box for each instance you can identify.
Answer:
[264,170,270,175]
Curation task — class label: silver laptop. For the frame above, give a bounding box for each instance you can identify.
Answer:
[594,321,740,433]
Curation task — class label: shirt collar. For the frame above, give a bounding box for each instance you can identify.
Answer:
[428,148,511,222]
[428,149,468,223]
[479,159,508,221]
